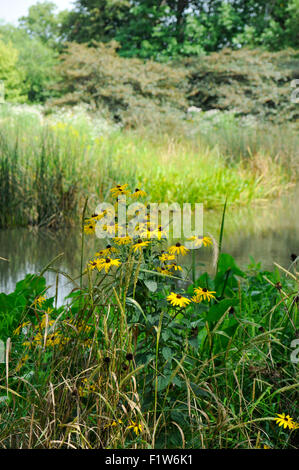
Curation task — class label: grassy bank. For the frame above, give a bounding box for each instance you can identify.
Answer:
[0,186,298,448]
[0,104,293,229]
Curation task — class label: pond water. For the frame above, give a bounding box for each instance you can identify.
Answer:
[0,187,298,304]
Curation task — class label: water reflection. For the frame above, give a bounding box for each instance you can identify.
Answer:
[0,187,298,303]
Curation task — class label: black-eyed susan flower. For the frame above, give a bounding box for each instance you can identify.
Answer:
[104,419,123,429]
[168,242,189,256]
[192,286,216,302]
[159,253,175,263]
[167,292,191,308]
[188,235,212,247]
[90,211,107,221]
[153,226,167,240]
[96,258,121,273]
[131,188,146,198]
[84,222,96,235]
[102,221,118,236]
[113,236,132,245]
[110,184,130,197]
[156,267,172,276]
[139,226,153,238]
[165,263,183,272]
[127,420,142,436]
[88,260,98,270]
[96,245,118,257]
[132,239,150,253]
[275,413,295,430]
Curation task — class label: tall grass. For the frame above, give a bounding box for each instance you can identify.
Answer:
[0,104,292,229]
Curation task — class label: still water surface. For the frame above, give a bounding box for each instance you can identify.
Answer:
[1,188,298,304]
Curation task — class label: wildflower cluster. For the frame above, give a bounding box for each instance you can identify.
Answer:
[84,184,214,310]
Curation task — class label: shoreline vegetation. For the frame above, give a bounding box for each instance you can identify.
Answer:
[0,103,296,230]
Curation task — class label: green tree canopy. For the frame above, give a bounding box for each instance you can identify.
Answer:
[18,1,69,49]
[61,0,299,59]
[0,39,26,102]
[0,24,59,102]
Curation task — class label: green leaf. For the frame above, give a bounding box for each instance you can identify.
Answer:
[144,280,158,292]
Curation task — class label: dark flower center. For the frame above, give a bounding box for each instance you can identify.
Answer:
[176,294,182,299]
[202,288,207,292]
[176,242,181,247]
[137,239,142,244]
[135,188,139,192]
[106,245,111,249]
[105,258,111,263]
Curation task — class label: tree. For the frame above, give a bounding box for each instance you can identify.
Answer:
[18,1,69,49]
[0,40,26,102]
[0,24,59,102]
[61,0,299,57]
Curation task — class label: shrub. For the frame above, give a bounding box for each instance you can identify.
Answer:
[52,41,188,128]
[183,48,299,124]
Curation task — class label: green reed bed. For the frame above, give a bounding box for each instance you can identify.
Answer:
[0,104,290,228]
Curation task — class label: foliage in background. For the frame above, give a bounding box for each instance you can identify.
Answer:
[0,40,26,103]
[0,104,290,229]
[184,47,299,124]
[0,24,59,102]
[52,43,299,127]
[53,41,187,128]
[61,0,299,59]
[18,1,69,49]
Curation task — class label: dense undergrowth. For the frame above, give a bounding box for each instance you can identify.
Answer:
[0,185,298,449]
[0,104,294,229]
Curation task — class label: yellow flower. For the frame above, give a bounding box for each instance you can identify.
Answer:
[167,292,191,308]
[15,354,29,372]
[154,226,167,240]
[168,243,189,256]
[96,245,118,257]
[132,239,150,253]
[156,267,172,276]
[84,222,96,235]
[104,419,123,429]
[110,184,130,197]
[165,263,183,272]
[96,258,121,273]
[192,287,216,302]
[275,413,295,430]
[33,295,46,308]
[159,253,175,263]
[187,235,213,247]
[140,225,157,239]
[131,188,146,198]
[113,236,132,245]
[89,210,107,221]
[88,259,98,270]
[102,221,118,235]
[127,420,142,435]
[13,321,31,336]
